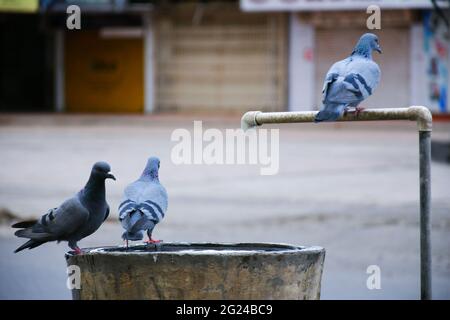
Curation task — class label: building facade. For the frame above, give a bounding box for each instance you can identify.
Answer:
[0,0,449,114]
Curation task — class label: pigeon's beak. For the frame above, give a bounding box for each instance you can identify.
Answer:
[375,45,382,54]
[106,173,116,181]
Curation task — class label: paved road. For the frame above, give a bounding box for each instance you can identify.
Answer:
[0,114,449,299]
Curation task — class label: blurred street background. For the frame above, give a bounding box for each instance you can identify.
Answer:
[1,115,449,299]
[1,0,450,299]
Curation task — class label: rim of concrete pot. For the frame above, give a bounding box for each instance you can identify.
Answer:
[65,242,325,257]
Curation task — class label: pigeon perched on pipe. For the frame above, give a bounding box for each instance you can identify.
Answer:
[315,33,381,123]
[119,157,168,246]
[12,162,115,254]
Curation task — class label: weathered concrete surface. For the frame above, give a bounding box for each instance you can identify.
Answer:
[0,114,449,299]
[66,243,325,300]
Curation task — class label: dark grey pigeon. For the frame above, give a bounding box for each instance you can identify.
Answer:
[118,157,168,246]
[12,162,115,254]
[315,33,382,122]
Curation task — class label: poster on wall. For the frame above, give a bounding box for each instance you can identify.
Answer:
[0,0,38,12]
[241,0,448,11]
[423,11,449,114]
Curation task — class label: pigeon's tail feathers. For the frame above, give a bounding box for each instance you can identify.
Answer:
[314,104,345,123]
[314,110,339,122]
[14,239,45,253]
[11,220,38,229]
[120,209,154,235]
[14,228,52,240]
[14,228,37,238]
[14,228,34,238]
[119,199,163,228]
[122,230,144,241]
[119,198,163,241]
[129,215,153,234]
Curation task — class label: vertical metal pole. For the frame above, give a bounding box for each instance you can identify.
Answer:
[419,131,432,300]
[242,107,433,299]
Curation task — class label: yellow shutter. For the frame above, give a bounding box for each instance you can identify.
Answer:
[65,31,144,113]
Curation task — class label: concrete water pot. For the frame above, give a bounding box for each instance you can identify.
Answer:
[65,242,325,300]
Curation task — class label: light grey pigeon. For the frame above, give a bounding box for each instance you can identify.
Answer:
[314,33,382,122]
[119,157,168,245]
[12,162,115,254]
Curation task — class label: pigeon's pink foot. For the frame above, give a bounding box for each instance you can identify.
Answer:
[145,239,162,244]
[73,247,83,255]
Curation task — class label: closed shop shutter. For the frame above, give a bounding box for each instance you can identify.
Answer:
[315,27,410,109]
[65,31,144,113]
[155,4,287,112]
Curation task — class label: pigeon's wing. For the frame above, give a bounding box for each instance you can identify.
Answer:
[40,197,90,237]
[122,180,165,210]
[342,58,381,99]
[15,197,90,241]
[324,57,381,106]
[138,183,168,222]
[143,183,168,211]
[159,185,169,212]
[322,58,349,102]
[118,180,143,220]
[325,79,364,105]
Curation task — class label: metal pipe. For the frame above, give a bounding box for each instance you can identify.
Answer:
[241,106,433,300]
[241,106,432,131]
[419,131,432,300]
